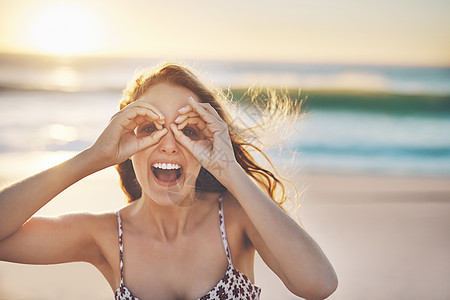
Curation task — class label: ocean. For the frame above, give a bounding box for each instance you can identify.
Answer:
[1,53,449,177]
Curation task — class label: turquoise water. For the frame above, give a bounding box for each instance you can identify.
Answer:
[0,55,449,176]
[283,110,450,175]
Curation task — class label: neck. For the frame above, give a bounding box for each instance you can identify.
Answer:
[132,192,220,242]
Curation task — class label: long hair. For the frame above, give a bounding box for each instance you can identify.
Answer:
[116,63,299,208]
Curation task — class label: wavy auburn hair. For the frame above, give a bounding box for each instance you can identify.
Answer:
[116,63,294,208]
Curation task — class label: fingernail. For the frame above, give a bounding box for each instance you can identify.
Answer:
[175,116,182,123]
[178,106,187,113]
[188,96,195,102]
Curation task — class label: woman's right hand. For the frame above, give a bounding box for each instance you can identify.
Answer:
[90,101,167,168]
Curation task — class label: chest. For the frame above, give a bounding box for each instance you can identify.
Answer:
[120,222,231,299]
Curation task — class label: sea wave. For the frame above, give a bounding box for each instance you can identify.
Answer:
[1,56,449,176]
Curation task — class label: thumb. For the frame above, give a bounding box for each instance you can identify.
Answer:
[170,123,194,152]
[137,128,168,151]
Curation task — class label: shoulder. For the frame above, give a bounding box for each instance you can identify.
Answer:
[56,210,116,222]
[17,211,118,238]
[52,211,118,234]
[63,211,122,283]
[72,211,120,247]
[52,211,120,255]
[65,211,124,288]
[0,210,120,268]
[48,211,120,259]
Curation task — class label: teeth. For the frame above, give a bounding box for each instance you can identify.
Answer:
[152,162,181,170]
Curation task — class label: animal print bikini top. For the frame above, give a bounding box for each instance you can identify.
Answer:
[114,195,261,299]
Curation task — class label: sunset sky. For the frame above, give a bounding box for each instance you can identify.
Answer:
[0,0,449,66]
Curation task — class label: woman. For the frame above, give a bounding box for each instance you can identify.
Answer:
[0,63,337,299]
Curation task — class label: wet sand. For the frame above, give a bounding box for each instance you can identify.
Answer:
[1,154,449,299]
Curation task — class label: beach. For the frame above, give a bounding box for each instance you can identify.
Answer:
[1,152,449,299]
[0,56,449,299]
[297,172,450,299]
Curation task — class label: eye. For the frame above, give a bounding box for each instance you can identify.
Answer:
[139,124,157,136]
[181,126,198,138]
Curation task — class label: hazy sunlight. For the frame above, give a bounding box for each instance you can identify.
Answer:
[26,3,102,55]
[0,0,448,65]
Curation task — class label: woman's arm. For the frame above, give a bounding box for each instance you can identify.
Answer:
[224,164,338,300]
[0,149,102,241]
[0,101,167,264]
[172,97,337,300]
[0,149,110,265]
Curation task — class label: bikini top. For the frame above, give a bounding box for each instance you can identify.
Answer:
[114,195,261,300]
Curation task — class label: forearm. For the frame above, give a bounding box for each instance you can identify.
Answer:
[0,148,105,240]
[222,163,337,296]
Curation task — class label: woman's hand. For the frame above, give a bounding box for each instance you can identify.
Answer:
[90,101,167,168]
[0,102,167,244]
[170,97,237,182]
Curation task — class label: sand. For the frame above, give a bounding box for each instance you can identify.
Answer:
[1,153,449,299]
[297,172,450,300]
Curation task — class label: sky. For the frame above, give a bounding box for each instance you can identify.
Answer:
[0,0,449,66]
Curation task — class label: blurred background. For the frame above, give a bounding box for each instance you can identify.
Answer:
[0,0,449,299]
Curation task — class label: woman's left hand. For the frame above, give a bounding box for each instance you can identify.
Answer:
[170,97,237,181]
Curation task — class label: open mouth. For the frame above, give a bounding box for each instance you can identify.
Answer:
[151,162,183,185]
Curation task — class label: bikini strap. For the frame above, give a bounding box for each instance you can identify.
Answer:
[218,194,233,265]
[116,211,124,284]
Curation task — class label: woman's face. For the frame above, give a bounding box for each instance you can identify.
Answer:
[131,82,203,206]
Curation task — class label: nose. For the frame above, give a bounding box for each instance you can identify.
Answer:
[158,129,179,154]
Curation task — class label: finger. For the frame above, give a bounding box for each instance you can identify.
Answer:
[174,111,201,124]
[123,101,166,123]
[177,117,207,131]
[119,108,162,131]
[154,121,164,131]
[179,99,221,120]
[169,123,194,151]
[187,97,229,136]
[118,106,159,123]
[187,97,220,125]
[137,128,168,151]
[126,100,165,118]
[196,102,222,119]
[178,104,193,114]
[203,127,214,139]
[134,116,163,131]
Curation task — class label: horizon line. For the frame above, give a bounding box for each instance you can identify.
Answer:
[1,50,449,69]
